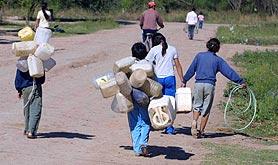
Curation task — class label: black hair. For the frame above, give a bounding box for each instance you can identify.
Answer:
[41,2,50,21]
[152,33,168,56]
[192,7,196,11]
[206,38,220,53]
[131,42,147,60]
[199,12,203,15]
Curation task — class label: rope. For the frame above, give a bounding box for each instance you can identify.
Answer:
[224,83,257,131]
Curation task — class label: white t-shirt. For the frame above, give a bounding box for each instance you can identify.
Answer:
[198,15,204,21]
[37,10,51,28]
[145,45,178,78]
[186,11,198,25]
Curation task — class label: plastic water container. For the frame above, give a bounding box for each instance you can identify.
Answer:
[132,88,150,108]
[129,69,147,88]
[16,57,28,72]
[34,27,52,44]
[12,41,38,57]
[148,95,176,130]
[139,78,163,98]
[113,57,136,74]
[34,43,55,61]
[111,93,134,113]
[27,55,44,78]
[43,58,56,72]
[18,27,35,41]
[130,60,154,77]
[92,72,115,89]
[115,72,132,97]
[175,87,192,113]
[99,78,120,98]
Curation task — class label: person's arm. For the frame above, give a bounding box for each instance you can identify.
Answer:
[174,58,184,86]
[34,19,40,30]
[156,12,164,28]
[139,14,144,29]
[183,55,198,85]
[185,13,189,23]
[218,58,245,85]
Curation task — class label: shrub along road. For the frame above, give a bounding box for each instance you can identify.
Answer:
[0,22,277,164]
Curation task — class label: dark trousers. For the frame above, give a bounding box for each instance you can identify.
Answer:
[188,25,196,40]
[142,29,157,42]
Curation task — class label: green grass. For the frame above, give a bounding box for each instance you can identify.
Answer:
[223,50,278,138]
[52,19,119,36]
[217,23,278,45]
[203,142,278,165]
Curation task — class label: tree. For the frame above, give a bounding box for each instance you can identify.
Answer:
[228,0,242,11]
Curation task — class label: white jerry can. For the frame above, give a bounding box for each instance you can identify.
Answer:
[175,87,192,113]
[27,55,44,78]
[115,71,132,97]
[129,69,147,88]
[113,56,136,74]
[99,78,120,98]
[34,43,55,61]
[16,57,29,72]
[130,60,154,78]
[34,27,52,44]
[12,41,38,57]
[139,78,163,98]
[148,95,176,130]
[111,93,134,113]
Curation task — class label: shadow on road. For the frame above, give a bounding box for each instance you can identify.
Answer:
[175,126,235,138]
[37,132,95,140]
[120,145,194,160]
[0,38,19,44]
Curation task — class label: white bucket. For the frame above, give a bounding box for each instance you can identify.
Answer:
[34,43,55,61]
[99,78,120,98]
[111,93,134,113]
[130,60,154,77]
[12,41,38,57]
[113,57,136,74]
[27,55,44,78]
[34,27,52,44]
[175,87,192,113]
[148,95,176,130]
[115,71,132,97]
[43,58,56,72]
[16,57,29,72]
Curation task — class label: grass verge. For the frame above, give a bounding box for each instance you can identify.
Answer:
[223,50,278,138]
[217,23,278,45]
[53,19,119,37]
[203,142,278,165]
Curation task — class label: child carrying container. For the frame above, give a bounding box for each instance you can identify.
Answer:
[145,33,184,134]
[183,38,247,138]
[15,70,45,139]
[128,42,151,156]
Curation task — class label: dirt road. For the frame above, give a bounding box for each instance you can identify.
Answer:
[0,22,277,165]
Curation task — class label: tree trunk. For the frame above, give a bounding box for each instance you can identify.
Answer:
[228,0,242,11]
[26,0,39,25]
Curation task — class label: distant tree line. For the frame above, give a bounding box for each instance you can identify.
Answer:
[0,0,277,23]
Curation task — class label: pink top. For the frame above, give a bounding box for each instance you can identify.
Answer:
[198,15,205,21]
[140,9,164,30]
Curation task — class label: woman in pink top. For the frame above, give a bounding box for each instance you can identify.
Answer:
[198,12,205,29]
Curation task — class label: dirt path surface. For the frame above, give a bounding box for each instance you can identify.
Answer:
[0,22,277,165]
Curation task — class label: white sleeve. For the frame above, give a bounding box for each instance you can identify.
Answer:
[145,48,155,62]
[173,47,179,59]
[37,11,42,19]
[186,13,189,23]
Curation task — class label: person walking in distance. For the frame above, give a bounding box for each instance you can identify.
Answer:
[145,33,184,135]
[198,12,205,29]
[183,38,247,138]
[140,1,164,42]
[34,2,53,44]
[186,7,198,40]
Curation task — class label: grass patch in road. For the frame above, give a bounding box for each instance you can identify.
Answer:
[223,50,278,138]
[53,19,119,37]
[217,23,278,45]
[203,142,278,165]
